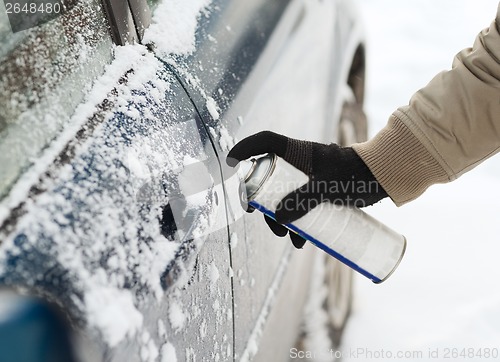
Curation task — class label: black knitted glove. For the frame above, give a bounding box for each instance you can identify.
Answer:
[227,131,388,248]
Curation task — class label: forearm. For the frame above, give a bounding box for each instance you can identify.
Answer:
[353,6,500,206]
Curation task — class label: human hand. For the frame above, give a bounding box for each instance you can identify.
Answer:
[227,131,387,248]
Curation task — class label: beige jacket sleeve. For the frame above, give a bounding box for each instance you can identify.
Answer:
[353,4,500,206]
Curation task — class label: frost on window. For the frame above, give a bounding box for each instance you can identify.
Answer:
[0,0,113,200]
[0,6,25,59]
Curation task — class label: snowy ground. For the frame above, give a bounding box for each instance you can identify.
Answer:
[340,1,500,361]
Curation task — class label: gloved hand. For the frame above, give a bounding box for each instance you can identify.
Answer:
[227,131,388,248]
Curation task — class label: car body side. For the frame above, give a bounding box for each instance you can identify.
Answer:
[0,0,365,361]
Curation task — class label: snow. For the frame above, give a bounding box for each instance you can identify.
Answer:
[206,97,221,120]
[218,126,235,151]
[200,318,208,339]
[84,286,143,348]
[0,1,218,351]
[158,319,167,338]
[230,232,238,250]
[0,0,214,223]
[140,331,159,362]
[160,342,178,362]
[158,319,178,362]
[169,301,187,332]
[339,1,500,360]
[213,299,221,311]
[208,261,221,287]
[0,1,230,361]
[3,0,498,359]
[0,43,182,352]
[0,0,113,206]
[143,0,212,57]
[0,44,150,226]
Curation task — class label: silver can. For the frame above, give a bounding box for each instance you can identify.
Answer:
[240,153,406,283]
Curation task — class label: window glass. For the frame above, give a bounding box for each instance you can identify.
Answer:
[0,0,113,200]
[0,9,25,59]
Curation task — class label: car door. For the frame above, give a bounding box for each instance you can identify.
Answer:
[0,2,233,362]
[148,0,338,360]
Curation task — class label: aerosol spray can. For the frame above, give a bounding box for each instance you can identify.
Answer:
[239,153,406,283]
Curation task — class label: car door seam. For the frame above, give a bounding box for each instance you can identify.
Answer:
[157,58,237,361]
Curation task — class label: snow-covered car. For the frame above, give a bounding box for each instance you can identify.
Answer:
[0,0,367,360]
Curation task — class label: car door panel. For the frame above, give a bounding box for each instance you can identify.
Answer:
[152,0,337,360]
[0,0,356,359]
[0,55,232,361]
[228,2,338,359]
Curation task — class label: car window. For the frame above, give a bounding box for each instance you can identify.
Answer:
[0,0,113,200]
[0,9,25,59]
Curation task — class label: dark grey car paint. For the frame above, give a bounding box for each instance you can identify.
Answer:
[0,0,364,360]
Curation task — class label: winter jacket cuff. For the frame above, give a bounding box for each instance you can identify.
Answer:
[352,114,450,206]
